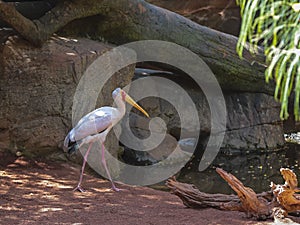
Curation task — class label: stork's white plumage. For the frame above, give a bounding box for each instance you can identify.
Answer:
[64,88,149,192]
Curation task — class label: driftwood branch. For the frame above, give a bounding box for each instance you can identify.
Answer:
[166,177,244,211]
[167,168,300,223]
[271,168,300,212]
[0,0,105,46]
[0,0,274,94]
[216,168,271,219]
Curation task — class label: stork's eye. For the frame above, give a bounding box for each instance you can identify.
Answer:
[121,90,126,101]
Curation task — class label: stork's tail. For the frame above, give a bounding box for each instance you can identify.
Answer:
[63,132,78,154]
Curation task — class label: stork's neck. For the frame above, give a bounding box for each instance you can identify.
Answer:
[115,97,126,118]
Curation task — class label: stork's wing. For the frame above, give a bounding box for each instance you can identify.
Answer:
[69,107,115,142]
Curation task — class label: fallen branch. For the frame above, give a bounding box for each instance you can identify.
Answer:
[0,0,274,94]
[216,168,271,219]
[167,168,300,222]
[166,176,244,211]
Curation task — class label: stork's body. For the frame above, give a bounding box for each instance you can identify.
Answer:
[64,88,149,192]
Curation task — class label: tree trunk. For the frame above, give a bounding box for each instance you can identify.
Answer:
[0,0,274,94]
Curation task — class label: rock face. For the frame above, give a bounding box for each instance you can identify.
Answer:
[122,70,284,166]
[0,32,135,177]
[222,93,284,152]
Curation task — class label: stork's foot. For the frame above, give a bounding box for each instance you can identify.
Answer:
[73,185,86,192]
[111,185,121,192]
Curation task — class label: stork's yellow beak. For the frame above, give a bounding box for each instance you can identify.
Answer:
[125,94,149,118]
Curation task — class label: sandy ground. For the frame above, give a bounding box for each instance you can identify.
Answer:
[0,153,299,225]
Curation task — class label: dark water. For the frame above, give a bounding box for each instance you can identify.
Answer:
[177,143,300,194]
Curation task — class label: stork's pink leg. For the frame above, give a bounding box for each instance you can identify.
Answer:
[73,142,93,192]
[101,142,120,192]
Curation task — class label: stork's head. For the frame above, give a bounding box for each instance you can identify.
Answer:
[112,88,149,118]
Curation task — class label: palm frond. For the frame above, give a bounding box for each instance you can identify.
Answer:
[236,0,300,120]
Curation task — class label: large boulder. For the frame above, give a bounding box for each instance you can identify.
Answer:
[0,31,135,176]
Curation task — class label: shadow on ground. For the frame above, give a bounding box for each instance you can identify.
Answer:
[0,153,290,225]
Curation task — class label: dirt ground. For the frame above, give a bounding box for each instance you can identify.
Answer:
[1,153,299,225]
